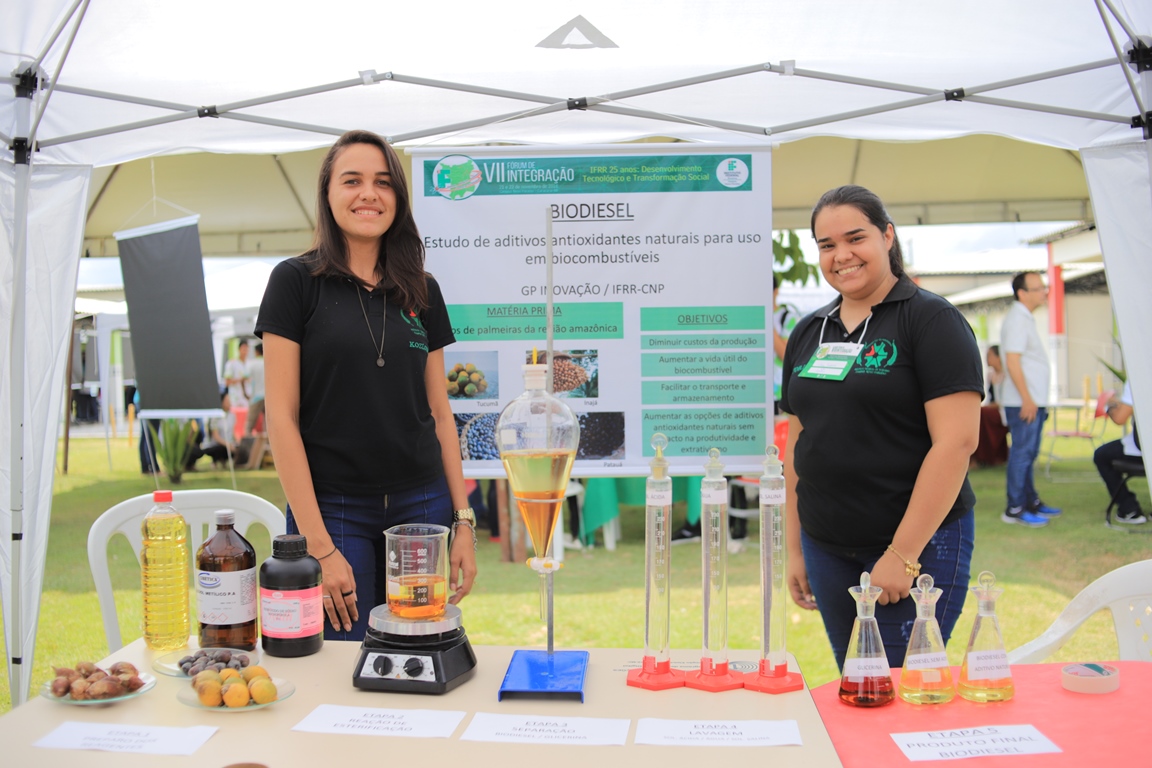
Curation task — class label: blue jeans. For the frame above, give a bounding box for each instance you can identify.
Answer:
[1004,407,1048,509]
[286,477,452,641]
[801,508,975,673]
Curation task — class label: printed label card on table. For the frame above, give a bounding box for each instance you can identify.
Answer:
[34,722,217,755]
[462,712,629,745]
[292,704,466,738]
[635,718,802,747]
[891,724,1061,761]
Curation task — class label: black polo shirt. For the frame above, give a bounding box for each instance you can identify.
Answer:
[780,275,983,554]
[255,257,455,495]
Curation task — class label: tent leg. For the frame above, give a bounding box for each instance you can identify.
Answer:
[6,98,32,708]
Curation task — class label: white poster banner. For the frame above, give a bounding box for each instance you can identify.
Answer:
[411,145,773,477]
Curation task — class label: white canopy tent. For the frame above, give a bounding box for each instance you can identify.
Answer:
[3,0,1150,705]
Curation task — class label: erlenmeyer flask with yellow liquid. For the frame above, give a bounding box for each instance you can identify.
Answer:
[497,356,580,620]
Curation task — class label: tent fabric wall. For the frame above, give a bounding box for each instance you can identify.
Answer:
[1082,140,1152,448]
[2,0,1150,706]
[0,163,89,703]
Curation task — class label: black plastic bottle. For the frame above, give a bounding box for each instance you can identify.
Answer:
[259,534,324,657]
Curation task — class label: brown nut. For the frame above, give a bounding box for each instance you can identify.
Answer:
[86,677,126,700]
[52,666,81,685]
[109,661,139,677]
[69,678,91,700]
[75,661,99,677]
[50,677,72,697]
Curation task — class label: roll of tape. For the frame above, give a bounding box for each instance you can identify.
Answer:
[1061,663,1120,694]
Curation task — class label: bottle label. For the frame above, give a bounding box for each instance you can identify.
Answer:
[904,651,950,671]
[701,487,727,505]
[646,489,672,507]
[260,586,323,638]
[197,567,257,624]
[966,649,1011,680]
[842,656,890,681]
[760,487,785,505]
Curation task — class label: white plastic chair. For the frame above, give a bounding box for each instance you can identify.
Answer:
[1007,559,1152,664]
[87,489,286,652]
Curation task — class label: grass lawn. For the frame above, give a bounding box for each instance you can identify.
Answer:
[2,417,1149,713]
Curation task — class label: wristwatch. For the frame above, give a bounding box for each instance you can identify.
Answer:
[452,507,477,550]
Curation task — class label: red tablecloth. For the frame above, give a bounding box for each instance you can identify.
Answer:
[811,662,1150,766]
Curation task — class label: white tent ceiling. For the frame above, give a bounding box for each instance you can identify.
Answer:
[4,0,1150,707]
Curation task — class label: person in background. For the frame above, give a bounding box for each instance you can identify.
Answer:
[1093,382,1146,524]
[244,342,265,436]
[781,184,981,672]
[256,129,476,641]
[986,345,1006,404]
[188,390,247,469]
[1000,271,1061,527]
[223,339,251,409]
[972,345,1010,467]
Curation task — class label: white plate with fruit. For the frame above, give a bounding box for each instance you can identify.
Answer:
[176,665,294,711]
[42,662,156,705]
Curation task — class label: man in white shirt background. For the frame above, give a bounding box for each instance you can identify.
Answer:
[1000,271,1062,527]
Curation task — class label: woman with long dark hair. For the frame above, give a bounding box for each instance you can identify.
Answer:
[256,130,476,640]
[781,185,982,671]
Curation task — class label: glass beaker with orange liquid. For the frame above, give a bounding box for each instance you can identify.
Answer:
[384,524,450,619]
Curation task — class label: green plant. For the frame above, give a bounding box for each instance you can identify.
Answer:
[146,418,198,483]
[773,229,819,286]
[1096,357,1126,384]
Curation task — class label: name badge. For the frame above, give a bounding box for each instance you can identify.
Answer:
[799,343,863,381]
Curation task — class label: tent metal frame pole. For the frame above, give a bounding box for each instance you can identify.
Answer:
[600,63,772,101]
[7,87,32,709]
[214,77,369,113]
[39,111,201,148]
[51,83,196,112]
[384,72,559,105]
[389,104,573,144]
[29,0,91,145]
[27,0,86,75]
[28,53,1138,154]
[1098,0,1142,43]
[1095,0,1148,120]
[589,103,770,136]
[220,112,346,137]
[965,95,1133,124]
[770,94,943,136]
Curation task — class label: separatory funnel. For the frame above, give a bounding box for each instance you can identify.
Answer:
[496,358,587,700]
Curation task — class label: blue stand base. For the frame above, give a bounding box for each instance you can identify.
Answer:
[498,650,590,702]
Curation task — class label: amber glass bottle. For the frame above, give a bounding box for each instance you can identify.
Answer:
[197,509,258,650]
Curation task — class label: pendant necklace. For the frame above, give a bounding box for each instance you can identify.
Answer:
[355,283,386,367]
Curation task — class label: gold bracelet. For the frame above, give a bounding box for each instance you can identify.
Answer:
[886,545,921,577]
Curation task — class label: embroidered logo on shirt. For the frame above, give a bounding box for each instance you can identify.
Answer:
[402,309,427,337]
[853,339,898,374]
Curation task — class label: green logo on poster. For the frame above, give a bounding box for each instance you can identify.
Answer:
[433,155,482,200]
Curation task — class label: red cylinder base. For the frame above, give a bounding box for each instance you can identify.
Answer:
[684,658,745,692]
[744,659,805,694]
[626,656,685,690]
